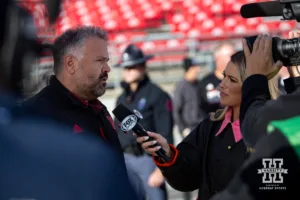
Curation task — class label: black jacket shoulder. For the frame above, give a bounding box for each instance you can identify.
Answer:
[23,86,59,115]
[117,80,171,103]
[144,81,171,99]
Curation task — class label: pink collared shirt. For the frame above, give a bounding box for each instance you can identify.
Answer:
[215,109,242,143]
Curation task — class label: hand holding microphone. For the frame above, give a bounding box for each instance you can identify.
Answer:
[135,131,171,158]
[113,103,171,162]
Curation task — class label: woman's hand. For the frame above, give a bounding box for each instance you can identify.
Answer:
[135,131,171,157]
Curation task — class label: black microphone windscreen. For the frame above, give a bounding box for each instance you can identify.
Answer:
[240,1,283,18]
[112,103,134,122]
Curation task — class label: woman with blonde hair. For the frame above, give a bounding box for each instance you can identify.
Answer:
[135,50,279,200]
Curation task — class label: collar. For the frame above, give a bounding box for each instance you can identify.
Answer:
[71,93,89,107]
[215,108,242,143]
[70,90,104,112]
[120,75,150,94]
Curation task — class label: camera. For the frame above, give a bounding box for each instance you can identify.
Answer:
[244,35,300,66]
[0,0,60,95]
[241,0,300,66]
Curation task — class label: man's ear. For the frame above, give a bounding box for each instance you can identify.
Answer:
[64,55,78,75]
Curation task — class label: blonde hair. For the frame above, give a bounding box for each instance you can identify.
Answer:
[210,51,280,121]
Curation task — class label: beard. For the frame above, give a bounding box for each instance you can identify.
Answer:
[93,83,106,97]
[76,68,108,99]
[92,72,108,97]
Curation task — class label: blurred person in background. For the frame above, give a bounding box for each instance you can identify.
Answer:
[114,44,174,200]
[135,50,279,200]
[173,57,204,200]
[173,57,205,138]
[199,42,235,114]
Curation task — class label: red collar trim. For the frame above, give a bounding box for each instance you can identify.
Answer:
[70,93,88,107]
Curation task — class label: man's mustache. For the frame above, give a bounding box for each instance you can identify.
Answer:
[100,73,108,80]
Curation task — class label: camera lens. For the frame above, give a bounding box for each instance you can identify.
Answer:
[275,37,300,66]
[244,35,300,66]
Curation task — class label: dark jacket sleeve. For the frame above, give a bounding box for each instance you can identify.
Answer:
[173,83,187,133]
[154,120,208,192]
[283,76,300,94]
[153,92,174,144]
[240,75,300,148]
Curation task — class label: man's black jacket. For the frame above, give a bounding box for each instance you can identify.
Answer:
[23,76,122,153]
[240,75,300,148]
[115,75,174,150]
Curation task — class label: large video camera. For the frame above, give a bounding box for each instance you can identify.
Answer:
[241,0,300,66]
[0,0,60,95]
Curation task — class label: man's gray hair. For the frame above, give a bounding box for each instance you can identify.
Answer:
[52,26,108,75]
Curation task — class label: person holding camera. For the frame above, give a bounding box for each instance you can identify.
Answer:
[239,31,300,149]
[209,30,300,200]
[134,49,279,200]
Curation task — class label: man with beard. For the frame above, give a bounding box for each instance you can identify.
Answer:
[23,27,147,199]
[23,26,122,151]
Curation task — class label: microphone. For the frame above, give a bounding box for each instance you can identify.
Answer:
[112,103,171,162]
[240,1,283,18]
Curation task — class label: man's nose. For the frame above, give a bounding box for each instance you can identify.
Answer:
[103,63,111,73]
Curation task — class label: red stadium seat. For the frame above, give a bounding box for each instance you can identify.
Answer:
[21,0,298,65]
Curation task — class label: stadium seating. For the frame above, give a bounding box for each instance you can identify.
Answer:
[18,0,298,64]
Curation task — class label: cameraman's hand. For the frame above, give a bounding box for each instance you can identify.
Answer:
[243,34,283,80]
[287,31,300,77]
[135,131,171,157]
